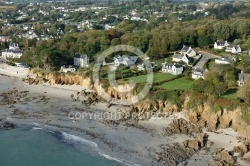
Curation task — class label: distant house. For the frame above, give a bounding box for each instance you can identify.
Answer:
[225,45,242,54]
[196,7,204,12]
[192,68,206,80]
[238,71,250,86]
[137,62,155,71]
[172,52,194,65]
[105,24,115,30]
[0,35,11,42]
[61,65,76,73]
[215,56,236,64]
[40,35,53,41]
[23,24,30,31]
[114,55,138,67]
[74,53,89,68]
[172,52,183,62]
[162,63,183,75]
[57,28,64,36]
[214,40,229,49]
[23,30,38,39]
[15,62,29,68]
[1,43,23,58]
[181,54,194,65]
[180,45,196,57]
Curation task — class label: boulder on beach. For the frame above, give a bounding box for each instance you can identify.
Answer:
[0,121,16,130]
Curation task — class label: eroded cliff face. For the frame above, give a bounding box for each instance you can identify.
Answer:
[29,71,250,139]
[44,73,92,88]
[94,82,138,102]
[186,103,250,139]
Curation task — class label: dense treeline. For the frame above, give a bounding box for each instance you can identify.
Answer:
[19,17,250,70]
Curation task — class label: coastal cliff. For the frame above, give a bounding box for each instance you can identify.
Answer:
[187,103,250,139]
[27,71,250,139]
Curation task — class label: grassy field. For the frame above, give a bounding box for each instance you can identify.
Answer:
[242,111,250,125]
[157,77,194,90]
[221,88,238,100]
[126,72,176,83]
[0,6,16,11]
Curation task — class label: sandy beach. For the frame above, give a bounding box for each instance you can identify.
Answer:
[0,66,250,166]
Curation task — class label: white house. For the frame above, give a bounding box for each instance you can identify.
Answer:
[162,63,183,75]
[215,56,236,64]
[15,62,29,68]
[114,55,138,67]
[61,66,76,73]
[172,52,183,62]
[180,45,196,57]
[105,24,115,30]
[225,45,242,54]
[172,52,193,65]
[23,30,38,39]
[181,54,192,65]
[74,53,89,68]
[137,62,155,71]
[192,68,206,80]
[214,40,229,49]
[0,35,11,42]
[57,28,64,36]
[238,71,250,86]
[23,24,30,31]
[1,43,23,58]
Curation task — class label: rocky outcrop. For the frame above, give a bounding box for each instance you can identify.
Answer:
[209,150,236,166]
[157,133,208,166]
[182,133,208,150]
[233,143,250,156]
[164,119,202,136]
[0,120,16,130]
[0,88,50,106]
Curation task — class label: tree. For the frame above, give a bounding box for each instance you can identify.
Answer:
[197,35,210,48]
[236,22,250,39]
[192,72,227,96]
[169,32,182,51]
[213,22,231,40]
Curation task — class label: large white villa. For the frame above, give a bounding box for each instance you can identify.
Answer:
[1,43,23,58]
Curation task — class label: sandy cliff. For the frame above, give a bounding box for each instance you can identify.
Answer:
[28,71,250,139]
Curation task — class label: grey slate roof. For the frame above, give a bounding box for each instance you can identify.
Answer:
[181,45,189,52]
[216,40,227,46]
[74,53,87,59]
[238,72,250,83]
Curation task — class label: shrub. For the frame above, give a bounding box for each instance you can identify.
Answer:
[155,90,182,106]
[156,91,168,100]
[242,111,250,125]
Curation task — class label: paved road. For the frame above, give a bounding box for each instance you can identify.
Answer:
[194,51,219,69]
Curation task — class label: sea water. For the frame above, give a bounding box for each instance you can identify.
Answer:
[0,125,124,166]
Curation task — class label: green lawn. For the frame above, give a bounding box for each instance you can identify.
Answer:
[157,77,194,90]
[221,88,238,100]
[126,72,175,83]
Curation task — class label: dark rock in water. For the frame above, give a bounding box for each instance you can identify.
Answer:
[0,121,16,130]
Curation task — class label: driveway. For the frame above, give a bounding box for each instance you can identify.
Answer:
[194,51,219,69]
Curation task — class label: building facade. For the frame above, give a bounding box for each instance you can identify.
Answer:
[1,43,23,58]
